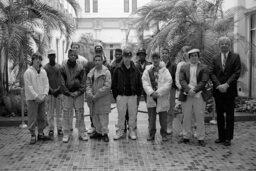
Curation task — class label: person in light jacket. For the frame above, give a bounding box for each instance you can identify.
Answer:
[24,53,50,144]
[86,54,112,142]
[142,52,172,142]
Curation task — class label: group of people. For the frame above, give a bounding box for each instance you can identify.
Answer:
[24,36,241,147]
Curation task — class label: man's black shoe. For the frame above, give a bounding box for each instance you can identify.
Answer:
[215,139,225,144]
[90,132,102,139]
[198,140,206,147]
[224,140,231,146]
[179,138,189,144]
[48,130,54,137]
[102,134,109,142]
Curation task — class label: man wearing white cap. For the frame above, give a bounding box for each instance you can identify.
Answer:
[178,49,210,146]
[44,50,63,137]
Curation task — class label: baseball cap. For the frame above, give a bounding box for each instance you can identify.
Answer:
[136,48,146,55]
[47,49,56,55]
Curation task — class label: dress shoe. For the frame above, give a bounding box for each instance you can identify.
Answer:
[90,132,102,139]
[224,140,231,146]
[147,135,155,141]
[38,133,52,141]
[179,138,189,144]
[102,134,109,142]
[215,139,225,144]
[30,135,36,144]
[198,140,206,147]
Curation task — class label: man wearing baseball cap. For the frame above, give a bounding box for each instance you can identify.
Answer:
[44,50,63,137]
[178,48,210,147]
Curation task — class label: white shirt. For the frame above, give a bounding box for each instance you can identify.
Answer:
[24,66,49,100]
[188,63,197,89]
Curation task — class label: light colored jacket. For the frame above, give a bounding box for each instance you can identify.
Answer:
[175,61,186,89]
[24,66,49,100]
[142,62,172,113]
[86,65,112,114]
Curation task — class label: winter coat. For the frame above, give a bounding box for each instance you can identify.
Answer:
[142,62,172,113]
[86,65,112,114]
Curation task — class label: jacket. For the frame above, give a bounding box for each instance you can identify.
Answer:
[142,62,172,113]
[60,60,86,97]
[86,65,112,114]
[24,66,49,101]
[165,60,177,89]
[178,63,210,102]
[111,61,142,99]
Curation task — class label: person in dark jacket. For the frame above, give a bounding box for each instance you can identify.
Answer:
[210,36,241,146]
[161,48,177,135]
[112,46,142,140]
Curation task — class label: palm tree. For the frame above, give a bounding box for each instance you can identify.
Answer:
[132,0,246,66]
[0,0,79,115]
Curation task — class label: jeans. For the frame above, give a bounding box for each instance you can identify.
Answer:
[147,107,167,137]
[47,95,62,130]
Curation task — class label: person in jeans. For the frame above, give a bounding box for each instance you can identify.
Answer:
[112,46,142,140]
[178,49,210,147]
[60,49,88,143]
[86,54,112,142]
[44,50,63,137]
[24,53,50,144]
[161,48,177,135]
[142,52,172,142]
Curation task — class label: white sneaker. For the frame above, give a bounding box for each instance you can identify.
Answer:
[167,128,172,135]
[113,130,125,140]
[62,135,69,143]
[79,132,89,141]
[87,127,96,134]
[210,120,217,125]
[129,131,137,140]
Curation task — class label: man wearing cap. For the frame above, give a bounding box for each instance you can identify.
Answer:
[24,53,50,144]
[60,49,88,143]
[161,48,177,135]
[142,52,172,142]
[210,36,241,146]
[112,46,142,140]
[178,49,210,147]
[44,50,63,137]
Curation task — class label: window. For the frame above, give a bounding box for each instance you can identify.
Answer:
[132,0,137,13]
[85,0,90,13]
[124,0,129,13]
[93,0,98,13]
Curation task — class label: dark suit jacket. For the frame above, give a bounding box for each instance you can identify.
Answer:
[210,52,241,97]
[178,63,210,102]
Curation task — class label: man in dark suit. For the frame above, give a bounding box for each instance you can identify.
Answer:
[210,36,241,146]
[178,49,210,147]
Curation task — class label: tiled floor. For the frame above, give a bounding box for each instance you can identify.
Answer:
[0,103,256,171]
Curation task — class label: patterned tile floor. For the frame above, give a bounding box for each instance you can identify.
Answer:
[0,103,256,171]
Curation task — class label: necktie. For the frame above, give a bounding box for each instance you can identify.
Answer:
[223,54,227,70]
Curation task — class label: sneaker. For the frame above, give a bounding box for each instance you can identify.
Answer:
[90,132,102,140]
[210,119,217,125]
[87,127,96,134]
[198,140,206,147]
[102,134,109,142]
[30,135,36,144]
[48,130,54,137]
[128,131,137,140]
[162,136,168,142]
[58,129,63,136]
[167,128,172,135]
[79,132,89,141]
[62,135,70,143]
[147,135,155,141]
[113,130,125,140]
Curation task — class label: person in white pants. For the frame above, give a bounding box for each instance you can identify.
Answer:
[178,49,210,147]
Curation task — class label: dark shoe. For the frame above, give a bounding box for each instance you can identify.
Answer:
[58,129,63,136]
[224,140,231,146]
[48,130,54,137]
[179,138,189,144]
[102,134,109,142]
[147,135,155,141]
[215,139,225,144]
[30,135,36,144]
[90,132,102,139]
[162,136,168,142]
[198,140,206,147]
[38,133,52,141]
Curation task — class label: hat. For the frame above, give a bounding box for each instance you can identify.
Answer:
[187,49,200,55]
[136,48,146,55]
[95,45,103,51]
[47,49,56,55]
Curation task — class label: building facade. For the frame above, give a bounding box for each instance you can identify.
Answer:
[232,0,256,98]
[72,0,152,62]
